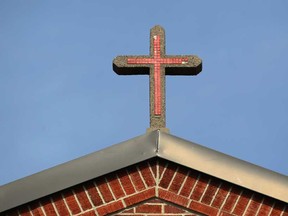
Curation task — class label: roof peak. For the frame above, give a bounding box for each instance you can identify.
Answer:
[1,131,287,212]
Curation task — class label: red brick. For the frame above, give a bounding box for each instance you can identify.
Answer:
[127,166,146,191]
[190,174,210,201]
[211,182,231,208]
[85,181,103,206]
[168,166,188,194]
[80,210,96,216]
[159,163,178,189]
[244,193,263,216]
[73,185,92,210]
[30,209,45,216]
[62,190,81,214]
[257,197,273,216]
[138,162,155,187]
[117,169,136,195]
[179,169,199,197]
[189,200,218,216]
[124,188,155,206]
[201,178,221,205]
[96,177,114,203]
[182,215,199,216]
[51,193,70,215]
[221,185,241,212]
[219,212,234,216]
[146,198,162,203]
[283,207,288,216]
[259,200,273,216]
[232,190,253,215]
[120,208,134,213]
[158,188,189,207]
[148,159,157,179]
[40,197,57,215]
[164,205,185,213]
[135,204,161,213]
[270,201,286,216]
[96,200,124,215]
[29,202,45,216]
[116,214,145,216]
[106,173,125,199]
[158,159,166,178]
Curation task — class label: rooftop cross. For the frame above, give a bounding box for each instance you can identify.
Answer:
[113,25,202,132]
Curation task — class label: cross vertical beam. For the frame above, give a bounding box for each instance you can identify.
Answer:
[113,25,202,132]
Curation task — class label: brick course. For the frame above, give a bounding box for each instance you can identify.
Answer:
[2,159,287,216]
[117,198,201,215]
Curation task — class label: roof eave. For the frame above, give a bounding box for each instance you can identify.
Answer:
[157,132,288,203]
[0,131,159,212]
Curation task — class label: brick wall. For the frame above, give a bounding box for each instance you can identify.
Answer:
[117,198,202,215]
[2,159,288,216]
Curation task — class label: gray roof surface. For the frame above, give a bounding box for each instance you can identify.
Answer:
[0,130,287,212]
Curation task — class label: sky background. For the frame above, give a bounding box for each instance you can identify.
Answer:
[0,1,287,185]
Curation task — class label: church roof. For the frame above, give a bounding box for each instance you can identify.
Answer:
[0,130,287,212]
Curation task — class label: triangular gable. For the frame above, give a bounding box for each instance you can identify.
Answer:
[1,131,288,214]
[2,158,287,215]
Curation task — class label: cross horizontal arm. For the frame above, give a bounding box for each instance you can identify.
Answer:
[163,55,202,75]
[113,56,150,75]
[113,55,202,76]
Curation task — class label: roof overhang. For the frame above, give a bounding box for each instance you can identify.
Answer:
[0,131,287,212]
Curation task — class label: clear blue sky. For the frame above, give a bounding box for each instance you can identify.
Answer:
[0,1,287,185]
